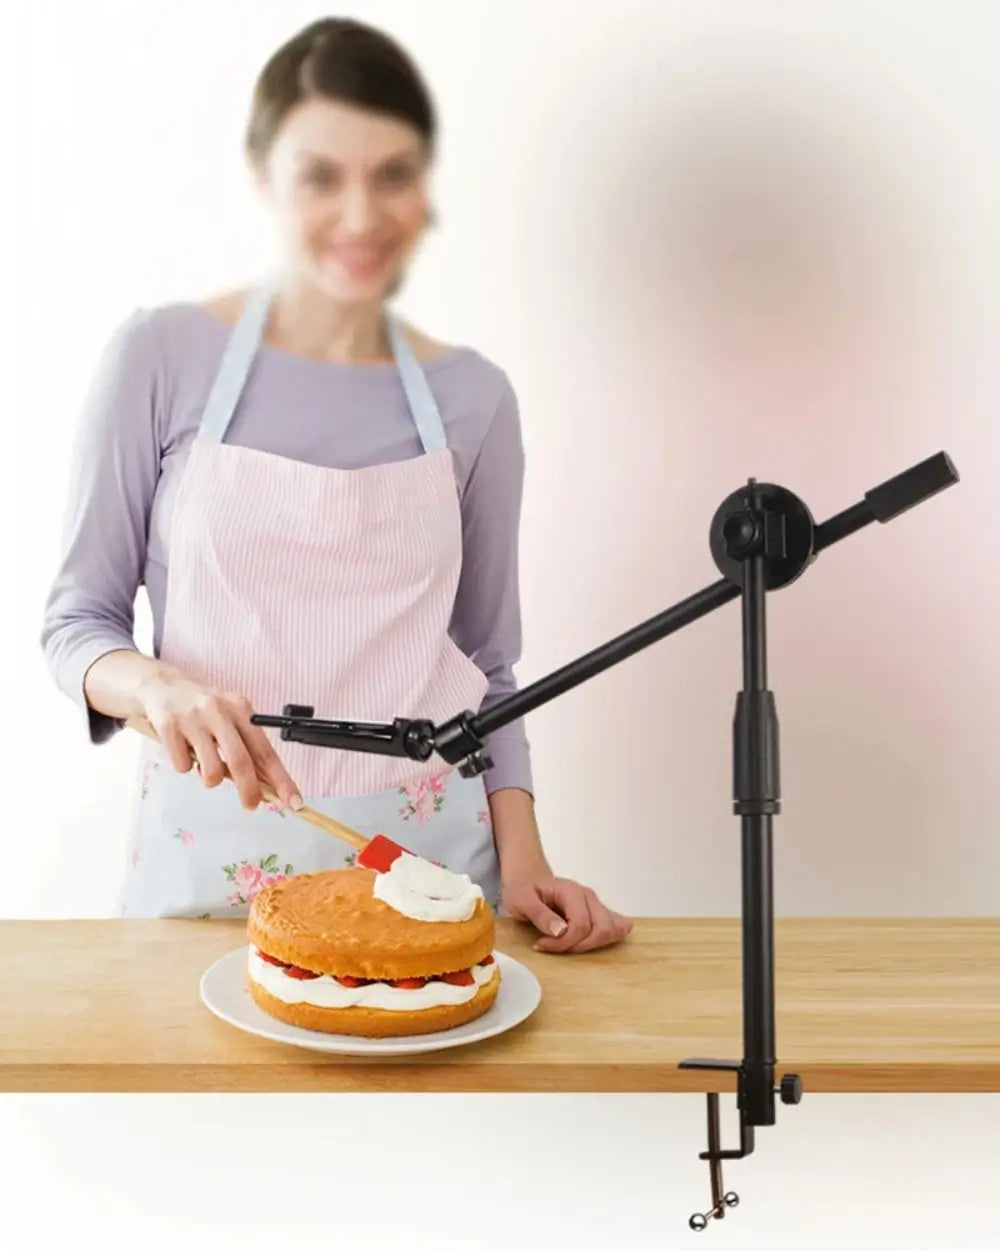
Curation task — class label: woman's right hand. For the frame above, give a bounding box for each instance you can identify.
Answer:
[136,671,304,812]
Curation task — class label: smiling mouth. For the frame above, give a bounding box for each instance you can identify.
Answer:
[325,245,393,276]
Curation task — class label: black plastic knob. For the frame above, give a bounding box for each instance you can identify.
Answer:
[779,1073,803,1105]
[401,720,436,762]
[722,510,759,556]
[280,704,314,741]
[459,752,493,778]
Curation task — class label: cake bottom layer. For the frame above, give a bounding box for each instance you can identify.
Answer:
[246,967,501,1037]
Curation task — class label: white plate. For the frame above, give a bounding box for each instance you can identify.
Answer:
[199,947,541,1057]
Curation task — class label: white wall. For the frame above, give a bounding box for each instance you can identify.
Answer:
[5,2,999,1246]
[6,0,998,921]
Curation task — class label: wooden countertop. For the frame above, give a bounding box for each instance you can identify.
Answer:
[2,918,997,1093]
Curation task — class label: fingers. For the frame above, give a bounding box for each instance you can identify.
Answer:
[530,879,592,953]
[206,709,263,810]
[234,699,303,810]
[156,716,195,775]
[531,883,634,955]
[573,895,633,952]
[150,701,225,785]
[150,689,303,812]
[563,890,628,954]
[611,910,634,939]
[185,724,228,790]
[503,883,569,940]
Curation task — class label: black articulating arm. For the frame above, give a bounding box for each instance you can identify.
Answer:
[253,451,958,1230]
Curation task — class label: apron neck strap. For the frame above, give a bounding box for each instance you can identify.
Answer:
[385,315,448,455]
[197,283,272,444]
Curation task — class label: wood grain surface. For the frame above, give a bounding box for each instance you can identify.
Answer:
[1,918,997,1092]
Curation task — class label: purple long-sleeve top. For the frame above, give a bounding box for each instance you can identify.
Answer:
[40,302,532,797]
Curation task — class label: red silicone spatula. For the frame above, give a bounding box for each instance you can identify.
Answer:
[126,715,417,871]
[355,835,414,873]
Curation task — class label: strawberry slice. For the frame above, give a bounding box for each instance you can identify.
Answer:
[479,955,495,966]
[257,951,290,968]
[284,965,321,980]
[440,969,475,986]
[389,977,427,989]
[356,835,413,874]
[334,975,372,988]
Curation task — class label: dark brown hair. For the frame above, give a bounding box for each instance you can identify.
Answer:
[245,18,437,164]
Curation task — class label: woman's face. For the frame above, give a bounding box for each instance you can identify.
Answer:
[255,96,431,304]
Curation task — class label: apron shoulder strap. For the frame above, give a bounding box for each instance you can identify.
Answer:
[386,316,449,455]
[197,287,449,456]
[197,284,272,444]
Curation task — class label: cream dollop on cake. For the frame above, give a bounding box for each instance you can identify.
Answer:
[372,854,484,922]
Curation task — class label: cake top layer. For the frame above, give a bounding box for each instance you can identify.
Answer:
[247,867,494,980]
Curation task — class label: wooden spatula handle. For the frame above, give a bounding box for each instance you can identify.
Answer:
[125,714,367,851]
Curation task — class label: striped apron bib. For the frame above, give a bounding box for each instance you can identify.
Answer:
[117,282,499,918]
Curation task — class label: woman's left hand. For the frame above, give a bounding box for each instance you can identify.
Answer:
[502,873,633,954]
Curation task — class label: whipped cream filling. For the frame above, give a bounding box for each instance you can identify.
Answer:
[247,947,498,1011]
[372,854,484,922]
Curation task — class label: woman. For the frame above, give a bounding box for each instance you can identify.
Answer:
[41,17,631,954]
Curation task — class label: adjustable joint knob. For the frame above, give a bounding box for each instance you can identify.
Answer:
[280,704,314,741]
[778,1073,803,1105]
[721,510,761,558]
[459,751,493,778]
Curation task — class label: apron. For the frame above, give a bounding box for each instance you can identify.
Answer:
[117,282,500,919]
